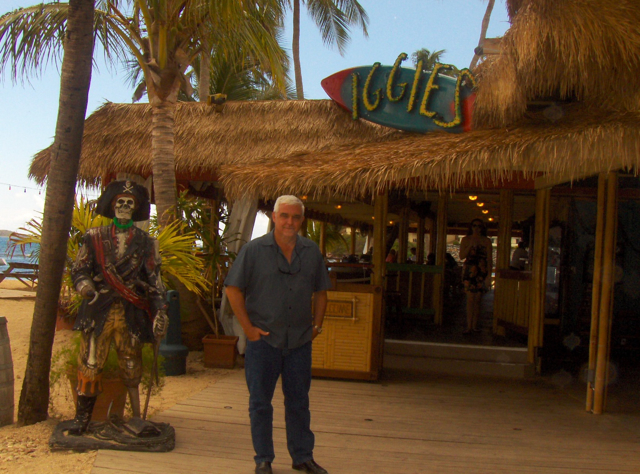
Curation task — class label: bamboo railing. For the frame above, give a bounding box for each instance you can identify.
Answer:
[493,269,533,334]
[384,263,442,319]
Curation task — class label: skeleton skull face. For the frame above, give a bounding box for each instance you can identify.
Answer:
[113,194,136,220]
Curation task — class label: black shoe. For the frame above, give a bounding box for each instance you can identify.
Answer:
[292,460,328,474]
[255,461,272,474]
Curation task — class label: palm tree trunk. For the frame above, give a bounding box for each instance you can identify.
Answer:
[469,0,495,70]
[17,0,94,426]
[151,101,178,226]
[199,49,211,102]
[292,0,304,99]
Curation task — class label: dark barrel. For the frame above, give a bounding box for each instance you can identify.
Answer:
[0,317,14,426]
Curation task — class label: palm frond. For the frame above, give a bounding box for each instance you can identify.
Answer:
[307,0,350,55]
[156,220,209,296]
[0,3,68,81]
[0,2,130,83]
[7,217,43,262]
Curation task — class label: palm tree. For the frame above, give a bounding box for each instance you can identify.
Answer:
[1,0,96,426]
[287,0,369,99]
[108,0,288,225]
[1,1,288,227]
[411,48,446,72]
[306,220,348,254]
[411,47,459,78]
[469,0,496,70]
[1,0,287,425]
[181,32,294,102]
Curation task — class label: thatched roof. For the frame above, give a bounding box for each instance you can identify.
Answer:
[30,0,640,204]
[475,0,640,127]
[221,105,640,200]
[29,100,402,186]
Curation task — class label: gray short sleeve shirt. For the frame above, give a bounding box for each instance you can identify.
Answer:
[224,231,332,349]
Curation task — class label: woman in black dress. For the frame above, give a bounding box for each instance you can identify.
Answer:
[459,219,493,334]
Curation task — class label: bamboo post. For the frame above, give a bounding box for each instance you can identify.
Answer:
[350,226,357,255]
[494,190,514,332]
[417,216,426,264]
[428,217,437,254]
[319,221,327,256]
[433,194,448,325]
[497,190,514,270]
[586,173,607,412]
[398,207,409,264]
[372,190,388,287]
[593,172,618,414]
[528,188,550,366]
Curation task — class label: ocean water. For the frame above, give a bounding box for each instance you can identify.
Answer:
[0,235,39,273]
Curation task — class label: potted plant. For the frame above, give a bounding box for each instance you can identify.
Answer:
[168,192,239,367]
[201,256,238,369]
[50,333,165,421]
[201,294,239,369]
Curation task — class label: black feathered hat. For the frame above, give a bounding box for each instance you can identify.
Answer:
[95,180,151,221]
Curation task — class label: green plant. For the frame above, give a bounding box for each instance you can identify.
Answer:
[50,333,165,396]
[152,191,236,338]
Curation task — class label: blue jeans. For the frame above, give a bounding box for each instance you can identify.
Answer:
[244,338,314,465]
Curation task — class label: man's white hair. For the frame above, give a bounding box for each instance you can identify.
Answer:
[274,195,305,215]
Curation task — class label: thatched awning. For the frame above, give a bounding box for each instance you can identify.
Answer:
[475,0,640,127]
[220,105,640,201]
[29,100,402,186]
[29,1,640,205]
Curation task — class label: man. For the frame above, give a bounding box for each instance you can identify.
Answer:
[68,180,168,435]
[509,241,529,270]
[225,195,332,474]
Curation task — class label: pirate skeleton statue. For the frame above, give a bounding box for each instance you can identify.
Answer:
[67,180,168,436]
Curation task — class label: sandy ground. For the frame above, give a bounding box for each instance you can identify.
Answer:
[0,279,232,474]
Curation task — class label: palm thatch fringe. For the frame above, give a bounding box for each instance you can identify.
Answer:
[221,106,640,201]
[475,0,640,128]
[29,100,402,186]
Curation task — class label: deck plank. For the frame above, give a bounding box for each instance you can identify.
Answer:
[92,369,640,473]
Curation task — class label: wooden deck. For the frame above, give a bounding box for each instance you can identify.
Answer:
[92,369,640,474]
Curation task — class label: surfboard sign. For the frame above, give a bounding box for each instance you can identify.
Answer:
[321,53,476,133]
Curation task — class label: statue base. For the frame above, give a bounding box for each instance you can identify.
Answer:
[50,416,175,452]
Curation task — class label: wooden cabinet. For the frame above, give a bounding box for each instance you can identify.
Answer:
[312,284,383,380]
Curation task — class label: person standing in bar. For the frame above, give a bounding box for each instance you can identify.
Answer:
[460,218,493,334]
[225,195,332,474]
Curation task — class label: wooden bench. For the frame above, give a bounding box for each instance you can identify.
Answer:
[0,262,39,288]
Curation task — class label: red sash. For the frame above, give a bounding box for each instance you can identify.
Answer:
[91,228,152,318]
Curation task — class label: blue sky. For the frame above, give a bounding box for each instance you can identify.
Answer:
[0,0,510,232]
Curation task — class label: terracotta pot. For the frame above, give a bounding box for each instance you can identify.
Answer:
[202,334,239,369]
[68,373,128,421]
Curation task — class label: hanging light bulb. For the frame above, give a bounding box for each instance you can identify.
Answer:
[468,195,477,201]
[476,202,484,207]
[482,209,489,214]
[488,217,494,222]
[335,204,342,209]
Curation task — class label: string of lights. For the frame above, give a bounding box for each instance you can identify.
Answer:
[0,181,100,198]
[0,182,43,193]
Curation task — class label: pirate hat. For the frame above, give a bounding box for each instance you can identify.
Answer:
[95,180,151,221]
